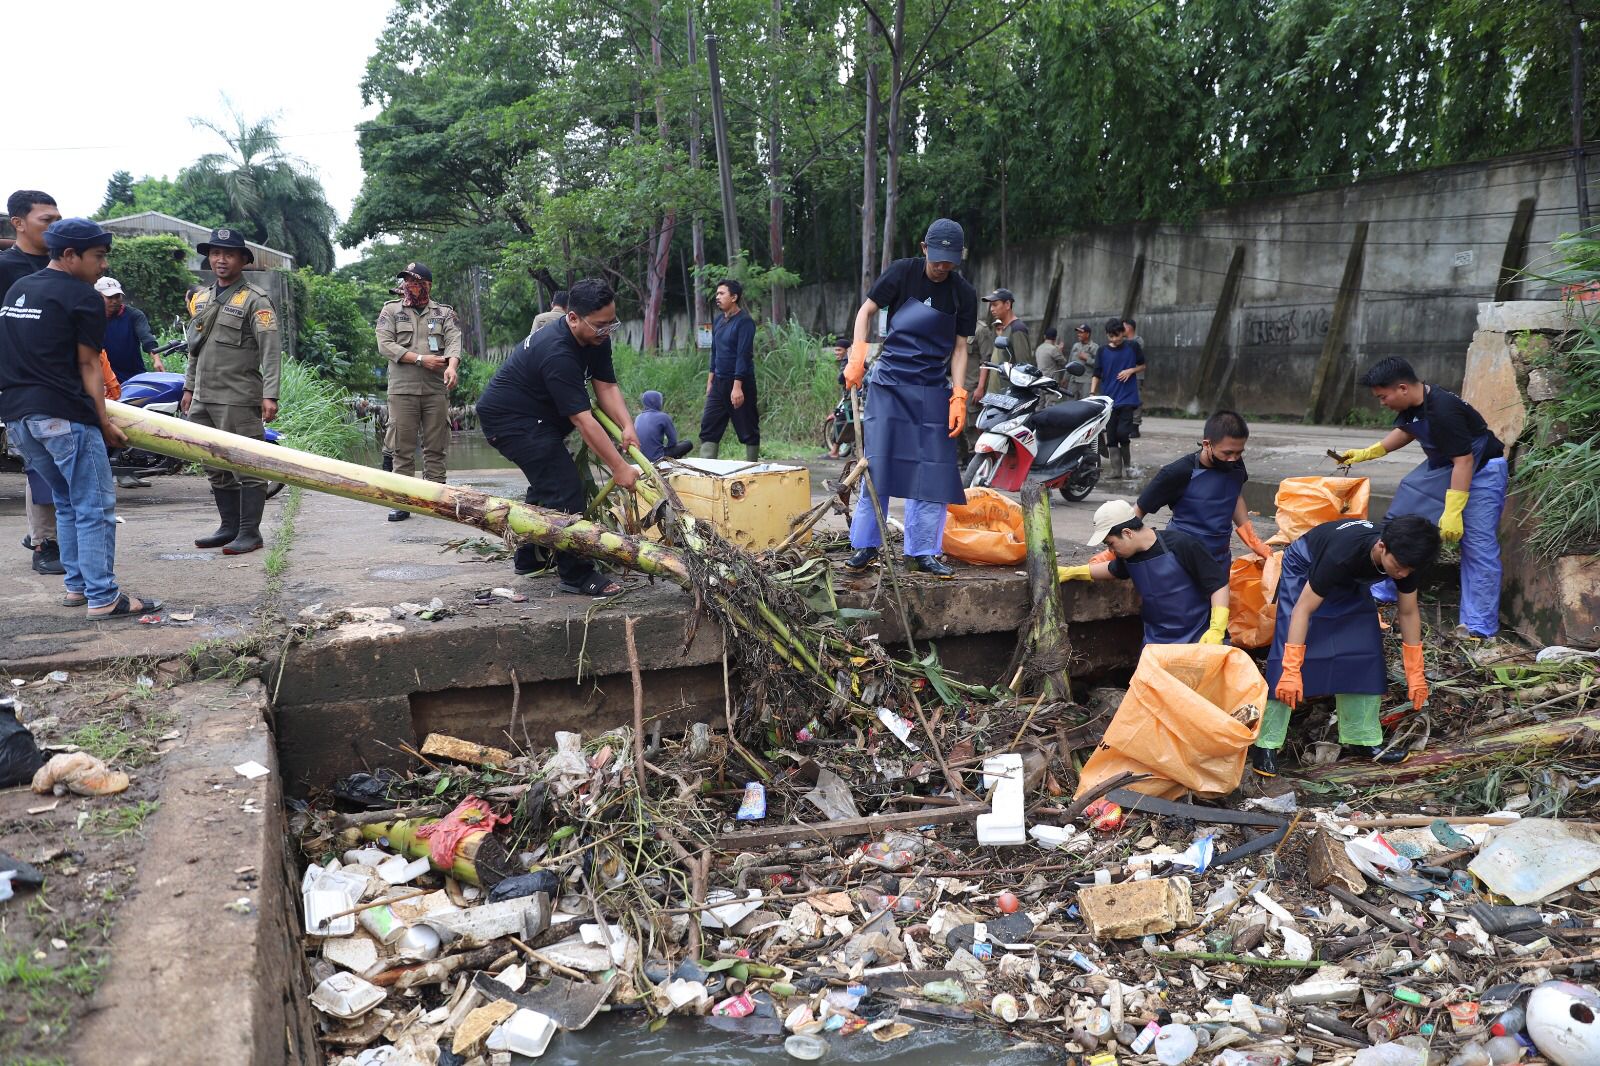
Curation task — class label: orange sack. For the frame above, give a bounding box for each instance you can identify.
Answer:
[942,487,1026,566]
[1266,476,1369,546]
[1075,644,1267,800]
[1228,552,1278,649]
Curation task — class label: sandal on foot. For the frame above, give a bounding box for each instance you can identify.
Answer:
[558,573,624,597]
[86,593,164,619]
[61,592,87,607]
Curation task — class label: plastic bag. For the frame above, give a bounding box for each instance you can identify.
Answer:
[1267,476,1370,546]
[1227,554,1277,649]
[942,487,1026,565]
[31,752,130,796]
[0,701,45,789]
[1075,644,1267,800]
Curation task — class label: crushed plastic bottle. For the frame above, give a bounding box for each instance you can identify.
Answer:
[1352,1041,1427,1066]
[1154,1024,1198,1066]
[860,832,925,872]
[1484,1036,1524,1065]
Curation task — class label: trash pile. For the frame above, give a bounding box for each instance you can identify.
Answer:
[291,639,1600,1066]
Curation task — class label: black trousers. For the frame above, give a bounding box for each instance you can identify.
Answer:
[699,374,760,446]
[1107,405,1140,447]
[483,424,593,586]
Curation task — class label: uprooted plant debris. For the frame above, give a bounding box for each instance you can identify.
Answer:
[289,627,1600,1066]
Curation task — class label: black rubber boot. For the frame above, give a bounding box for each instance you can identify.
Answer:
[845,546,879,572]
[909,555,955,578]
[32,539,64,576]
[387,510,410,522]
[1250,746,1279,777]
[745,444,761,462]
[195,488,241,549]
[1117,443,1133,479]
[222,486,267,555]
[1344,744,1411,765]
[514,543,551,576]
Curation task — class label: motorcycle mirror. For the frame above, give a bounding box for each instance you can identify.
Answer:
[994,335,1010,349]
[1064,360,1087,377]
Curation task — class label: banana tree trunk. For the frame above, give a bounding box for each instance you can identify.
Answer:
[106,401,690,585]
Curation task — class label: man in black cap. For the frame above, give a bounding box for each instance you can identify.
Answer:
[2,190,65,575]
[0,218,161,618]
[1067,323,1098,400]
[842,218,977,578]
[982,288,1032,370]
[376,262,463,518]
[179,226,281,555]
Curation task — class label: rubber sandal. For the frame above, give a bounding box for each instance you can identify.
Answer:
[558,574,624,597]
[86,593,164,619]
[62,592,87,607]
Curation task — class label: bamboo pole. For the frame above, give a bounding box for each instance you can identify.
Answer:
[1008,483,1072,699]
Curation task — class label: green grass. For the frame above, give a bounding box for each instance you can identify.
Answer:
[264,486,303,583]
[83,800,159,838]
[65,705,178,768]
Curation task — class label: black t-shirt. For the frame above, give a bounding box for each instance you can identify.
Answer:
[1303,519,1419,597]
[0,267,106,424]
[1108,528,1228,595]
[868,258,979,338]
[0,247,50,301]
[1137,452,1249,515]
[475,318,617,436]
[1395,385,1503,466]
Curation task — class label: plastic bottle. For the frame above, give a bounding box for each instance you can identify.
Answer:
[1492,1007,1525,1035]
[1154,1024,1198,1066]
[784,1034,826,1061]
[1352,1043,1426,1066]
[1485,1036,1525,1065]
[1447,1043,1490,1066]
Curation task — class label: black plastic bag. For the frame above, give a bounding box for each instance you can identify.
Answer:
[0,699,44,789]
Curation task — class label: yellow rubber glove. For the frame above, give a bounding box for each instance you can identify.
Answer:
[1236,523,1272,560]
[844,341,869,390]
[1275,643,1306,708]
[1402,642,1429,708]
[1199,605,1228,644]
[1338,442,1388,465]
[1439,489,1468,545]
[948,386,968,438]
[1057,564,1093,583]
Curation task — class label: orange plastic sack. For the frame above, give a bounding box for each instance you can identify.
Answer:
[942,487,1026,565]
[1075,644,1268,800]
[1267,476,1370,546]
[1228,553,1278,649]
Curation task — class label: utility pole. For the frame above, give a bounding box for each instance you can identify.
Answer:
[704,33,742,265]
[1573,3,1591,228]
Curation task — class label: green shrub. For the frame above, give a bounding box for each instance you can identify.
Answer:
[282,268,387,391]
[106,235,193,328]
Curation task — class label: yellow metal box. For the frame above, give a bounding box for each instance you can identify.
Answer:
[663,458,811,550]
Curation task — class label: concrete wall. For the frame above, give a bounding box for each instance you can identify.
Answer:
[625,145,1595,420]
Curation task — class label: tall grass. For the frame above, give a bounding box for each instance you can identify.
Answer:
[611,322,839,454]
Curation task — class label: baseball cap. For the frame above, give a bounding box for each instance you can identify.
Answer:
[43,218,112,256]
[1074,322,1091,333]
[94,276,124,297]
[1044,327,1058,340]
[398,262,433,282]
[923,218,964,264]
[1087,499,1140,545]
[983,288,1015,303]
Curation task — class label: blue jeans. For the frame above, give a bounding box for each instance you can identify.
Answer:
[11,417,119,607]
[849,491,949,557]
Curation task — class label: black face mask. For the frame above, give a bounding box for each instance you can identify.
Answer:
[1204,447,1243,472]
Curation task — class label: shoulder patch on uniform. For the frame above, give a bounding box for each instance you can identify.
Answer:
[230,288,250,307]
[255,308,277,330]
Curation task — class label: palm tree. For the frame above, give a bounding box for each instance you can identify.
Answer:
[182,109,338,273]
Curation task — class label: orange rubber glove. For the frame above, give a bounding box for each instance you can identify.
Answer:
[1402,642,1428,708]
[948,386,968,437]
[1275,642,1306,708]
[844,341,869,390]
[1236,522,1272,560]
[1089,548,1115,564]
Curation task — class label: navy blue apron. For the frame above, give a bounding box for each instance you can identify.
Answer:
[864,298,965,505]
[1126,532,1212,645]
[1384,395,1498,523]
[1265,533,1387,697]
[1167,463,1248,569]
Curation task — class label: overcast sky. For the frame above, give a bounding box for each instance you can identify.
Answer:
[11,0,393,264]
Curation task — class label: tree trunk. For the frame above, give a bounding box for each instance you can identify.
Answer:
[688,11,709,334]
[1008,484,1072,699]
[860,15,881,302]
[878,0,905,274]
[642,0,675,351]
[1303,710,1600,788]
[767,0,787,325]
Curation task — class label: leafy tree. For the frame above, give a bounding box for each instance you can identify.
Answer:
[283,268,388,389]
[181,109,338,272]
[98,171,136,217]
[105,235,195,328]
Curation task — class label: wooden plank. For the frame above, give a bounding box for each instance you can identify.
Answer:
[1495,197,1538,302]
[1189,246,1245,409]
[714,801,990,849]
[1306,222,1369,424]
[421,732,513,768]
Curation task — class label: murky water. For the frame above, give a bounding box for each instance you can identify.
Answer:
[349,429,517,472]
[540,1014,1060,1065]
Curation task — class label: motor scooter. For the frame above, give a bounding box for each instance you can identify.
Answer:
[964,359,1112,503]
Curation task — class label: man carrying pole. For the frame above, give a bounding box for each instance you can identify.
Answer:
[842,219,977,579]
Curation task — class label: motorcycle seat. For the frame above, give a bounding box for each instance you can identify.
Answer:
[1030,399,1102,435]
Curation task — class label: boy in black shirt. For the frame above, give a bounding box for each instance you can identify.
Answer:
[1058,498,1230,646]
[1338,357,1506,638]
[2,189,64,575]
[0,218,161,618]
[1136,409,1272,568]
[1252,516,1439,777]
[477,278,642,596]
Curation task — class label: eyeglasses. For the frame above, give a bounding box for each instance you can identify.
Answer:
[581,315,622,338]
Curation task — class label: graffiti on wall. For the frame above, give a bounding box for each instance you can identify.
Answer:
[1244,307,1331,346]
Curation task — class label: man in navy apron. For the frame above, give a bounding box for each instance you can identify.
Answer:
[1337,357,1507,638]
[1135,409,1272,570]
[842,219,978,578]
[1251,515,1440,777]
[1059,499,1230,645]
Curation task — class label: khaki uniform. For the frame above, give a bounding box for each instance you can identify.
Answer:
[377,299,463,482]
[185,279,281,491]
[529,309,564,336]
[962,321,997,460]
